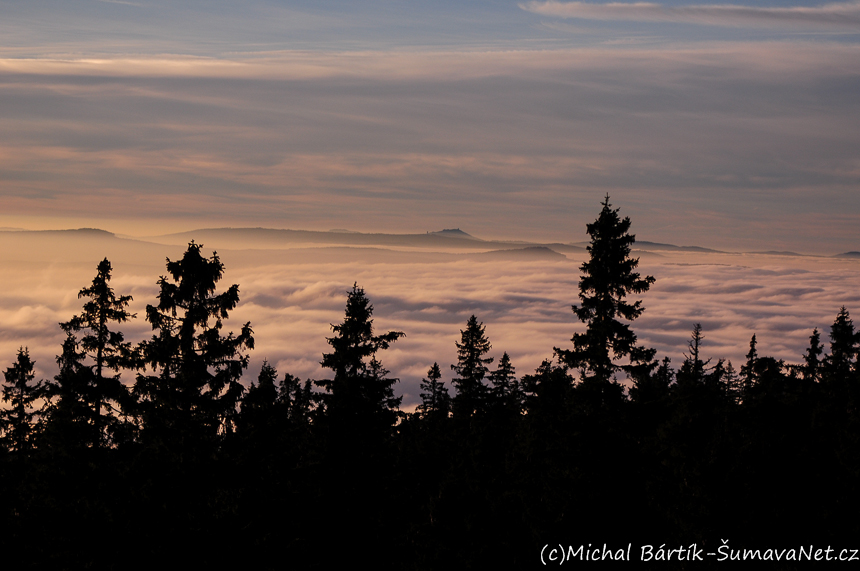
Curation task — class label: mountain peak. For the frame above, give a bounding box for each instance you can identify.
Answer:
[431,228,474,238]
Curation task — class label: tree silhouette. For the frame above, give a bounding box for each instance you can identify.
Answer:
[243,360,279,414]
[40,333,95,450]
[723,360,741,404]
[677,323,711,386]
[317,283,403,434]
[313,285,404,563]
[1,348,42,454]
[134,241,254,448]
[417,362,450,420]
[740,334,758,396]
[521,358,574,425]
[489,352,522,413]
[826,307,857,383]
[279,372,314,426]
[489,352,517,397]
[556,195,655,384]
[451,315,493,418]
[630,355,673,404]
[60,258,135,447]
[238,360,279,440]
[802,328,823,383]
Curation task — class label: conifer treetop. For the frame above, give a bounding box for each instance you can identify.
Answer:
[317,283,404,429]
[557,195,656,383]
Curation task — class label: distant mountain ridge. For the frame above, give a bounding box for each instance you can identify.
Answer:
[469,246,566,261]
[0,228,116,237]
[633,241,723,253]
[0,226,851,258]
[142,227,585,255]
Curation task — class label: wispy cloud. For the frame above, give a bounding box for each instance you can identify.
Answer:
[2,42,858,251]
[96,0,144,7]
[521,0,860,29]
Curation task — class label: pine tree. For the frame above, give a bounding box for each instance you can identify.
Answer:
[556,195,655,384]
[134,242,254,448]
[417,362,450,419]
[450,315,493,418]
[60,258,135,447]
[1,348,42,454]
[316,284,403,434]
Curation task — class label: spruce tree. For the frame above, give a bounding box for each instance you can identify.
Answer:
[826,307,857,383]
[723,360,741,404]
[489,352,516,398]
[450,315,493,418]
[237,361,279,439]
[630,356,673,404]
[417,362,450,419]
[280,373,314,426]
[521,358,574,423]
[60,258,134,447]
[489,352,521,412]
[740,334,758,396]
[803,328,823,383]
[556,195,655,384]
[1,348,42,454]
[317,284,403,434]
[41,333,95,450]
[243,361,279,414]
[677,324,711,386]
[134,242,254,448]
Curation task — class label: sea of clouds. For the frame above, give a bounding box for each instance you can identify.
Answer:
[0,233,857,410]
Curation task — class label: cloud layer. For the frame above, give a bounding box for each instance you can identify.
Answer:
[522,0,860,29]
[1,232,857,410]
[2,43,859,252]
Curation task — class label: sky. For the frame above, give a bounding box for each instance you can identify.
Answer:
[1,0,859,251]
[1,1,859,403]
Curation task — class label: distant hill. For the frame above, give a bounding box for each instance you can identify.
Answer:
[747,250,805,257]
[0,228,116,237]
[431,228,477,239]
[143,227,587,254]
[635,241,723,253]
[468,246,567,261]
[12,226,849,259]
[0,227,174,264]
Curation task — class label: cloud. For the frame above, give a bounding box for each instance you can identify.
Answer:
[96,0,144,6]
[521,0,860,29]
[1,42,859,251]
[1,233,858,408]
